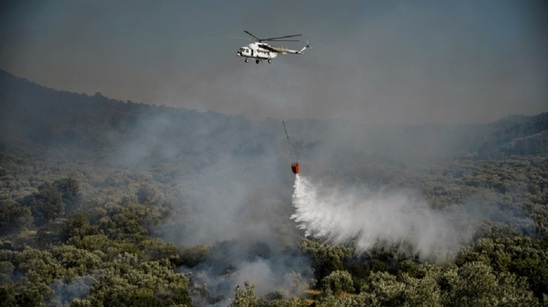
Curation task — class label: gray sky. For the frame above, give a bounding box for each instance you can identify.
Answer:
[1,0,547,124]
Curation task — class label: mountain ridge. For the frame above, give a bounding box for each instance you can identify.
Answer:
[1,69,546,161]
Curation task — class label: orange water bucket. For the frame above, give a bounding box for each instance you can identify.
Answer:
[291,162,300,174]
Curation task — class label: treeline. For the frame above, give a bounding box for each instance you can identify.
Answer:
[297,236,546,306]
[1,196,191,305]
[1,150,547,305]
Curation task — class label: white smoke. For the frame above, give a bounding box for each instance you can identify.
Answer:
[291,175,478,262]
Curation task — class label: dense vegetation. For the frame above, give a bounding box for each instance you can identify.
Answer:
[1,69,547,305]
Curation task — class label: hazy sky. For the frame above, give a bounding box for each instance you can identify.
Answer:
[1,0,547,124]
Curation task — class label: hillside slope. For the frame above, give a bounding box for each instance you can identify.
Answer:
[1,69,546,165]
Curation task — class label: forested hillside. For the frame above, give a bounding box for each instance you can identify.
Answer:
[1,69,547,305]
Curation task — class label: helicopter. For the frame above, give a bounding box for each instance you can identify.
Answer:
[235,30,310,64]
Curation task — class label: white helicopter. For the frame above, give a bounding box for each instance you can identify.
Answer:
[235,30,310,64]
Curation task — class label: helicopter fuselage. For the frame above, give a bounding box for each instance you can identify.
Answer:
[237,42,278,63]
[231,31,309,64]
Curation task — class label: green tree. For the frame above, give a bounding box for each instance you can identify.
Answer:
[361,271,405,306]
[54,177,81,216]
[21,182,62,226]
[300,239,353,281]
[63,212,92,240]
[0,201,32,235]
[230,282,260,307]
[441,261,537,306]
[86,253,191,306]
[0,283,16,307]
[50,245,102,277]
[321,270,354,295]
[399,264,443,307]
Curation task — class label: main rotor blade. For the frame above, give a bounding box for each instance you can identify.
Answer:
[263,34,302,41]
[265,39,301,42]
[244,30,261,41]
[210,33,252,41]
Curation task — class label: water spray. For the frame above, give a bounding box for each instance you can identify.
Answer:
[290,174,479,262]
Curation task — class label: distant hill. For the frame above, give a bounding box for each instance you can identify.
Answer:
[0,69,273,163]
[0,69,186,148]
[479,113,548,157]
[1,69,546,164]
